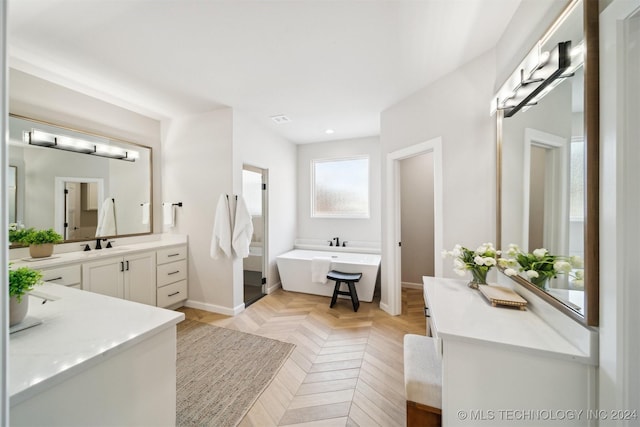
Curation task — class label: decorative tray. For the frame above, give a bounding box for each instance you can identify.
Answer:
[478,285,527,310]
[22,256,60,262]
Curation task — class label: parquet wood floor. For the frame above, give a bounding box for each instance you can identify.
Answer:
[179,287,425,427]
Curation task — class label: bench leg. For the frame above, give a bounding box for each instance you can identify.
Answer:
[348,282,360,312]
[330,281,341,308]
[407,401,441,427]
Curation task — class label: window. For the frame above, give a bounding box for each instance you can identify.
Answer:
[312,156,369,218]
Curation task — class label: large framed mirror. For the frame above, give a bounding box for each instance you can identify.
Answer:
[496,0,599,326]
[8,114,153,244]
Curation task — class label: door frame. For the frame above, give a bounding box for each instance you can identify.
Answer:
[241,164,268,299]
[522,128,569,254]
[600,0,640,415]
[54,177,104,238]
[383,138,443,315]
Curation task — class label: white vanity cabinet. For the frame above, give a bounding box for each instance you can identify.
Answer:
[423,277,597,426]
[82,251,157,305]
[156,245,188,308]
[40,264,82,289]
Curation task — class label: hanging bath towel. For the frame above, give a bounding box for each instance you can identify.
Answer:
[210,194,233,259]
[232,195,254,259]
[163,202,176,228]
[96,198,117,237]
[311,257,332,284]
[141,202,150,225]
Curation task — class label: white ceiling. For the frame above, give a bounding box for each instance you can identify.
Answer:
[8,0,521,144]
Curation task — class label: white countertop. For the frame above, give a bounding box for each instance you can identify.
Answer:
[9,234,187,270]
[9,283,185,406]
[423,277,595,365]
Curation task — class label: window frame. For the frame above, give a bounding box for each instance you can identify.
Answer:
[310,155,370,219]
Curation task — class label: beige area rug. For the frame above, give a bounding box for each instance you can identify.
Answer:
[177,319,295,427]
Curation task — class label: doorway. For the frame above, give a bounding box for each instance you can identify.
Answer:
[399,152,435,288]
[242,165,267,306]
[54,177,104,240]
[384,138,443,315]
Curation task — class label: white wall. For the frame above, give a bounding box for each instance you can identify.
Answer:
[296,136,381,246]
[400,152,434,284]
[381,50,498,306]
[600,0,640,419]
[161,108,235,312]
[162,109,296,313]
[233,111,297,300]
[8,69,163,233]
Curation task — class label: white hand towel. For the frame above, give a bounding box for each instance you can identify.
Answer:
[95,198,117,237]
[141,202,150,225]
[163,202,175,227]
[311,257,332,284]
[232,196,254,259]
[211,194,232,259]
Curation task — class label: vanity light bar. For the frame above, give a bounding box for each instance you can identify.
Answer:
[492,41,571,118]
[26,130,137,162]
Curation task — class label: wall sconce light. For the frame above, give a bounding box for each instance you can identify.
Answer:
[25,129,138,162]
[491,40,572,118]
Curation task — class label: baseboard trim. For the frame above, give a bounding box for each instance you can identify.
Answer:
[266,282,282,294]
[402,282,423,290]
[184,300,245,316]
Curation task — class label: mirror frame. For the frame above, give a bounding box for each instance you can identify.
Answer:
[496,0,599,327]
[8,113,154,244]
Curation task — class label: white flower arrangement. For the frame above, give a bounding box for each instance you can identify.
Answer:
[498,244,584,289]
[443,243,499,285]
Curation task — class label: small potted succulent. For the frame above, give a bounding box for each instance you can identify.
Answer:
[9,265,43,326]
[11,227,63,258]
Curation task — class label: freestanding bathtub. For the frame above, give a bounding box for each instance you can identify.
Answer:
[276,249,381,302]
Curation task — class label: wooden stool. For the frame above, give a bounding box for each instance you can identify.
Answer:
[326,270,362,312]
[404,334,442,427]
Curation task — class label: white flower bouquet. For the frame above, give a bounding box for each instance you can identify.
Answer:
[442,243,498,288]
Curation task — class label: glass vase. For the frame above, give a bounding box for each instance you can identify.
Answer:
[468,268,488,289]
[530,275,550,291]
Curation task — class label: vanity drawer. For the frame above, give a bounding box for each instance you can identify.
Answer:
[41,264,81,287]
[157,260,187,287]
[157,280,187,307]
[157,246,187,265]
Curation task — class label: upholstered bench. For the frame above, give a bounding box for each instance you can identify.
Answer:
[404,334,442,427]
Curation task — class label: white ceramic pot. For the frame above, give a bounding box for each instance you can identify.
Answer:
[29,243,54,258]
[9,295,29,326]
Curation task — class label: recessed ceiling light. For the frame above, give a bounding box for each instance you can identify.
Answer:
[325,129,335,134]
[270,115,291,124]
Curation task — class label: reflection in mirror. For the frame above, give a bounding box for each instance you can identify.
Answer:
[497,0,599,325]
[8,166,17,224]
[8,114,153,244]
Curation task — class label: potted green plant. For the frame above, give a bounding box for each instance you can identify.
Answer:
[12,228,63,258]
[9,265,43,326]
